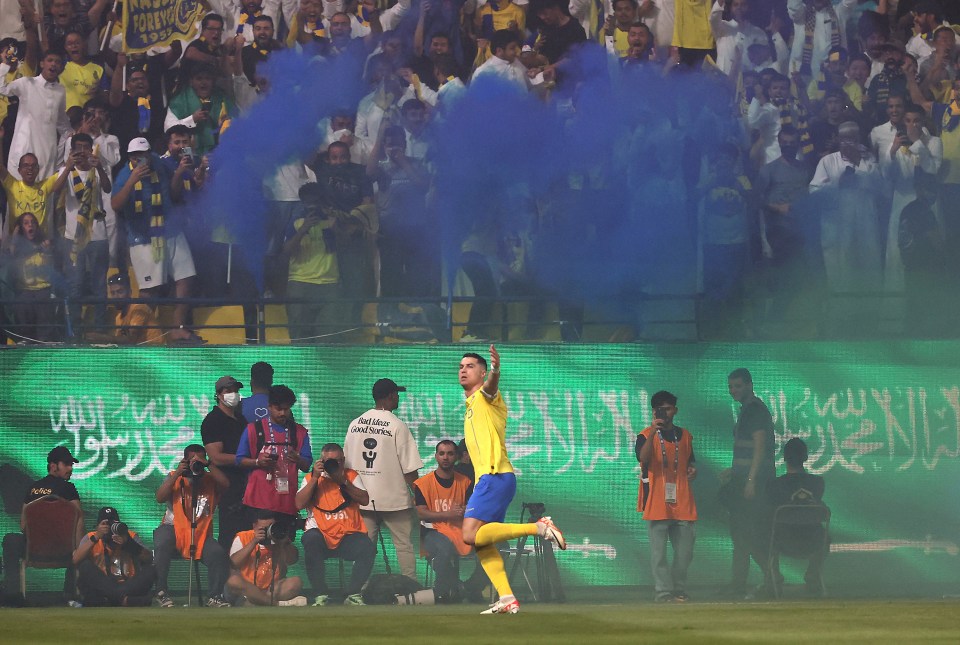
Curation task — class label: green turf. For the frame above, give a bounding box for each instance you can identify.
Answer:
[0,601,958,644]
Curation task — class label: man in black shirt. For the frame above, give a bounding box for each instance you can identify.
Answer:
[201,375,250,549]
[766,438,827,596]
[722,367,776,598]
[109,56,170,161]
[533,0,587,65]
[2,446,84,605]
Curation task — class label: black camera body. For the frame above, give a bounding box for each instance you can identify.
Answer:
[187,460,207,477]
[323,458,340,475]
[110,521,129,538]
[262,516,307,545]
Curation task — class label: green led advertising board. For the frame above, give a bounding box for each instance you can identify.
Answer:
[1,342,958,594]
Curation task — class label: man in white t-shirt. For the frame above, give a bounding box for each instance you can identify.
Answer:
[343,378,423,581]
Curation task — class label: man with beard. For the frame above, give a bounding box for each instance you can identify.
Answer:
[202,376,251,549]
[241,15,282,85]
[2,446,84,606]
[864,44,907,128]
[165,65,235,156]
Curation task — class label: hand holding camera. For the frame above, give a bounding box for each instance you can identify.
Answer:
[185,457,208,477]
[653,406,668,431]
[95,519,111,540]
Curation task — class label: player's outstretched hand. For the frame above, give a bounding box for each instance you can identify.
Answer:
[489,344,499,371]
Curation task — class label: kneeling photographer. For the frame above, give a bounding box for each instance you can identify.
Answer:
[73,507,155,606]
[226,510,306,606]
[153,444,232,608]
[296,443,375,606]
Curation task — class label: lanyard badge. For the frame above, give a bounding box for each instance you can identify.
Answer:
[658,429,680,505]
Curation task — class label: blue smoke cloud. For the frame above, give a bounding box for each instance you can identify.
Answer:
[197,44,743,317]
[194,49,367,289]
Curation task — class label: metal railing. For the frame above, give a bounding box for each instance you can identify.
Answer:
[0,289,940,346]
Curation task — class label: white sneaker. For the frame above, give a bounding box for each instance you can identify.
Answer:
[278,595,307,607]
[480,596,520,614]
[536,516,567,550]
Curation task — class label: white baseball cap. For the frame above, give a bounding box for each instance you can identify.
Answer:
[127,137,150,153]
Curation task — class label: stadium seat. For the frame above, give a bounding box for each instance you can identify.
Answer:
[766,503,831,599]
[450,302,472,342]
[20,495,82,597]
[264,305,291,344]
[193,306,247,345]
[504,301,562,341]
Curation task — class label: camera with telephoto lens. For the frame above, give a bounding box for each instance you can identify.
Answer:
[262,516,307,545]
[322,458,340,475]
[110,521,129,538]
[186,459,207,477]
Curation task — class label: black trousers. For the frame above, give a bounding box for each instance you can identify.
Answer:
[77,560,156,606]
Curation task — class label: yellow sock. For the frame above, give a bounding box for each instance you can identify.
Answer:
[476,544,513,597]
[474,522,537,548]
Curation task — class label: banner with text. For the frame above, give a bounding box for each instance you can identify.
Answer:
[122,0,203,53]
[1,343,957,593]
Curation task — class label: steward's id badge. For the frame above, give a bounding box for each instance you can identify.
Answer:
[275,476,290,494]
[664,482,678,504]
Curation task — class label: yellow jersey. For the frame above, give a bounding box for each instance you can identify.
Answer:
[464,389,513,478]
[673,0,715,50]
[2,174,59,233]
[287,217,339,285]
[476,1,526,35]
[612,28,630,59]
[60,61,104,110]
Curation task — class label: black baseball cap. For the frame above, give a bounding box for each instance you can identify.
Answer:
[97,507,120,523]
[47,446,79,464]
[215,375,243,392]
[372,378,406,401]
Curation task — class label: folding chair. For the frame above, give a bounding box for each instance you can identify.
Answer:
[20,495,83,597]
[767,503,831,599]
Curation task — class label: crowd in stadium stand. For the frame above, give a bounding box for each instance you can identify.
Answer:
[1,0,959,344]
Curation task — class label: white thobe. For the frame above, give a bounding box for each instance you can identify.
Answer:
[0,65,71,180]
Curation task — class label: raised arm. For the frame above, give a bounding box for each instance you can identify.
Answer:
[481,343,500,397]
[108,52,126,108]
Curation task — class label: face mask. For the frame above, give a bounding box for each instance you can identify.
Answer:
[222,392,241,407]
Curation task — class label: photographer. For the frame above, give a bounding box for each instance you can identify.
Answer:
[226,511,306,606]
[235,385,313,519]
[73,507,155,607]
[636,391,697,603]
[153,444,231,608]
[296,443,375,606]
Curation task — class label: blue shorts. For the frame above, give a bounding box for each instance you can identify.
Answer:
[464,472,516,523]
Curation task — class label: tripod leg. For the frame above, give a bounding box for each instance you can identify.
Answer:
[194,557,204,606]
[187,553,194,607]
